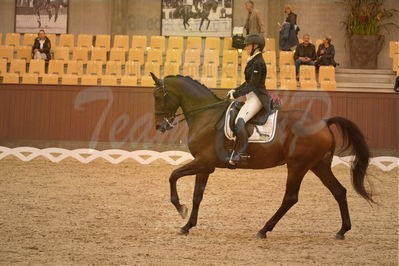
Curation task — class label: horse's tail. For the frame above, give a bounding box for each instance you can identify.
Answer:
[326,116,374,203]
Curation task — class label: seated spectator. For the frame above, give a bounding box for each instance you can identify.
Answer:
[294,34,316,78]
[317,35,336,67]
[32,30,51,60]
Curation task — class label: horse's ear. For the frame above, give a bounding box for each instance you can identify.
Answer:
[150,72,161,86]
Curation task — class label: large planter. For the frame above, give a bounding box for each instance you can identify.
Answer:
[349,34,384,69]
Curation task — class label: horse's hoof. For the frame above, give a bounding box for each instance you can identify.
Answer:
[335,233,345,240]
[178,204,188,219]
[256,232,266,239]
[177,228,189,236]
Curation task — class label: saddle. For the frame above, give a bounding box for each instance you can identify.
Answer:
[224,101,278,143]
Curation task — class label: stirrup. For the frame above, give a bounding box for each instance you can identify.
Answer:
[228,151,250,166]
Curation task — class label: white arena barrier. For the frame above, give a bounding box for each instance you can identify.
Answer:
[0,146,397,172]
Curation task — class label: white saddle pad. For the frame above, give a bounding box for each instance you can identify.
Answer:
[224,102,278,143]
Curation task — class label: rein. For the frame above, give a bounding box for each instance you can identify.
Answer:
[154,79,227,128]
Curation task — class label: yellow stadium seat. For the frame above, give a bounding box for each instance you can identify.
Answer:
[120,75,138,86]
[46,34,56,47]
[143,61,160,77]
[16,46,32,62]
[58,34,74,48]
[91,47,107,63]
[220,77,237,88]
[3,73,19,84]
[315,39,323,50]
[168,36,183,51]
[389,41,399,58]
[29,59,45,75]
[263,51,276,67]
[128,48,145,65]
[202,62,218,79]
[0,46,14,62]
[95,34,111,51]
[86,60,103,76]
[241,51,248,67]
[0,59,7,75]
[279,51,295,66]
[223,37,233,50]
[125,61,142,77]
[184,49,200,64]
[10,59,26,74]
[77,34,93,48]
[201,76,217,88]
[105,61,122,76]
[81,75,98,85]
[140,75,155,86]
[265,65,277,90]
[22,73,39,84]
[66,60,84,76]
[109,48,126,63]
[41,74,59,84]
[300,65,317,90]
[187,36,202,51]
[222,50,238,66]
[146,48,163,64]
[221,63,237,79]
[101,75,118,86]
[48,60,65,76]
[203,49,219,65]
[23,33,37,46]
[205,37,220,52]
[54,46,70,61]
[150,36,165,53]
[72,47,89,63]
[113,35,129,50]
[164,62,180,76]
[5,33,20,47]
[165,49,182,65]
[131,35,147,53]
[280,65,297,90]
[265,38,276,52]
[61,74,79,85]
[183,63,199,80]
[319,66,336,90]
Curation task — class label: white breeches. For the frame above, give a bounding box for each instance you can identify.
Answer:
[235,91,263,124]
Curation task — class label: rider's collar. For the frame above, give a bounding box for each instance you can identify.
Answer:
[247,51,261,63]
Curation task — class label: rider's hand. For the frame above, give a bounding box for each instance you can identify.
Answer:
[227,89,235,100]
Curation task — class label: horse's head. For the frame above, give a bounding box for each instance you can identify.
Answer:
[211,0,218,12]
[150,73,180,133]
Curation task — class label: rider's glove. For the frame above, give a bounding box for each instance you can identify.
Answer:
[227,89,236,100]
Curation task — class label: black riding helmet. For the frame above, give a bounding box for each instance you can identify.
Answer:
[244,34,265,55]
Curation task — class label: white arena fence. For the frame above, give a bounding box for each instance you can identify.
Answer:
[0,146,397,172]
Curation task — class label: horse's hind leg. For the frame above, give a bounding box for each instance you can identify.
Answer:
[206,18,211,30]
[311,159,351,239]
[257,165,307,239]
[199,18,204,31]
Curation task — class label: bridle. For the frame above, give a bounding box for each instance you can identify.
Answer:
[154,79,227,129]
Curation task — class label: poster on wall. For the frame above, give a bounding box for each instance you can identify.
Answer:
[15,0,69,34]
[161,0,233,37]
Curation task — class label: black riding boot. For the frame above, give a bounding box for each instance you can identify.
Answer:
[229,118,249,165]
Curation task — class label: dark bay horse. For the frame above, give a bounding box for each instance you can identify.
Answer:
[150,73,374,239]
[173,0,218,31]
[199,0,218,31]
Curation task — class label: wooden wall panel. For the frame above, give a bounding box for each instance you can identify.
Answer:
[0,85,398,149]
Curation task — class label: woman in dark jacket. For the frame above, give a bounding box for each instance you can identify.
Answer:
[279,5,299,51]
[317,35,336,67]
[226,34,269,165]
[32,30,51,60]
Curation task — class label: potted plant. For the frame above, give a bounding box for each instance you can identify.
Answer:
[338,0,398,69]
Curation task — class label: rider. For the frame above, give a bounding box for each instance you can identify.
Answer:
[226,33,270,165]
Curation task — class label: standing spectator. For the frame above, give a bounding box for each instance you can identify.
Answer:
[32,30,51,60]
[243,1,265,36]
[294,34,316,78]
[279,4,299,51]
[317,35,336,67]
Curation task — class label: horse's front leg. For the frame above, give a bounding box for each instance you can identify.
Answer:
[179,172,210,235]
[206,17,211,30]
[169,159,209,219]
[199,18,204,31]
[36,11,41,28]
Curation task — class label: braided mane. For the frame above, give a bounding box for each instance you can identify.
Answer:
[164,75,222,100]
